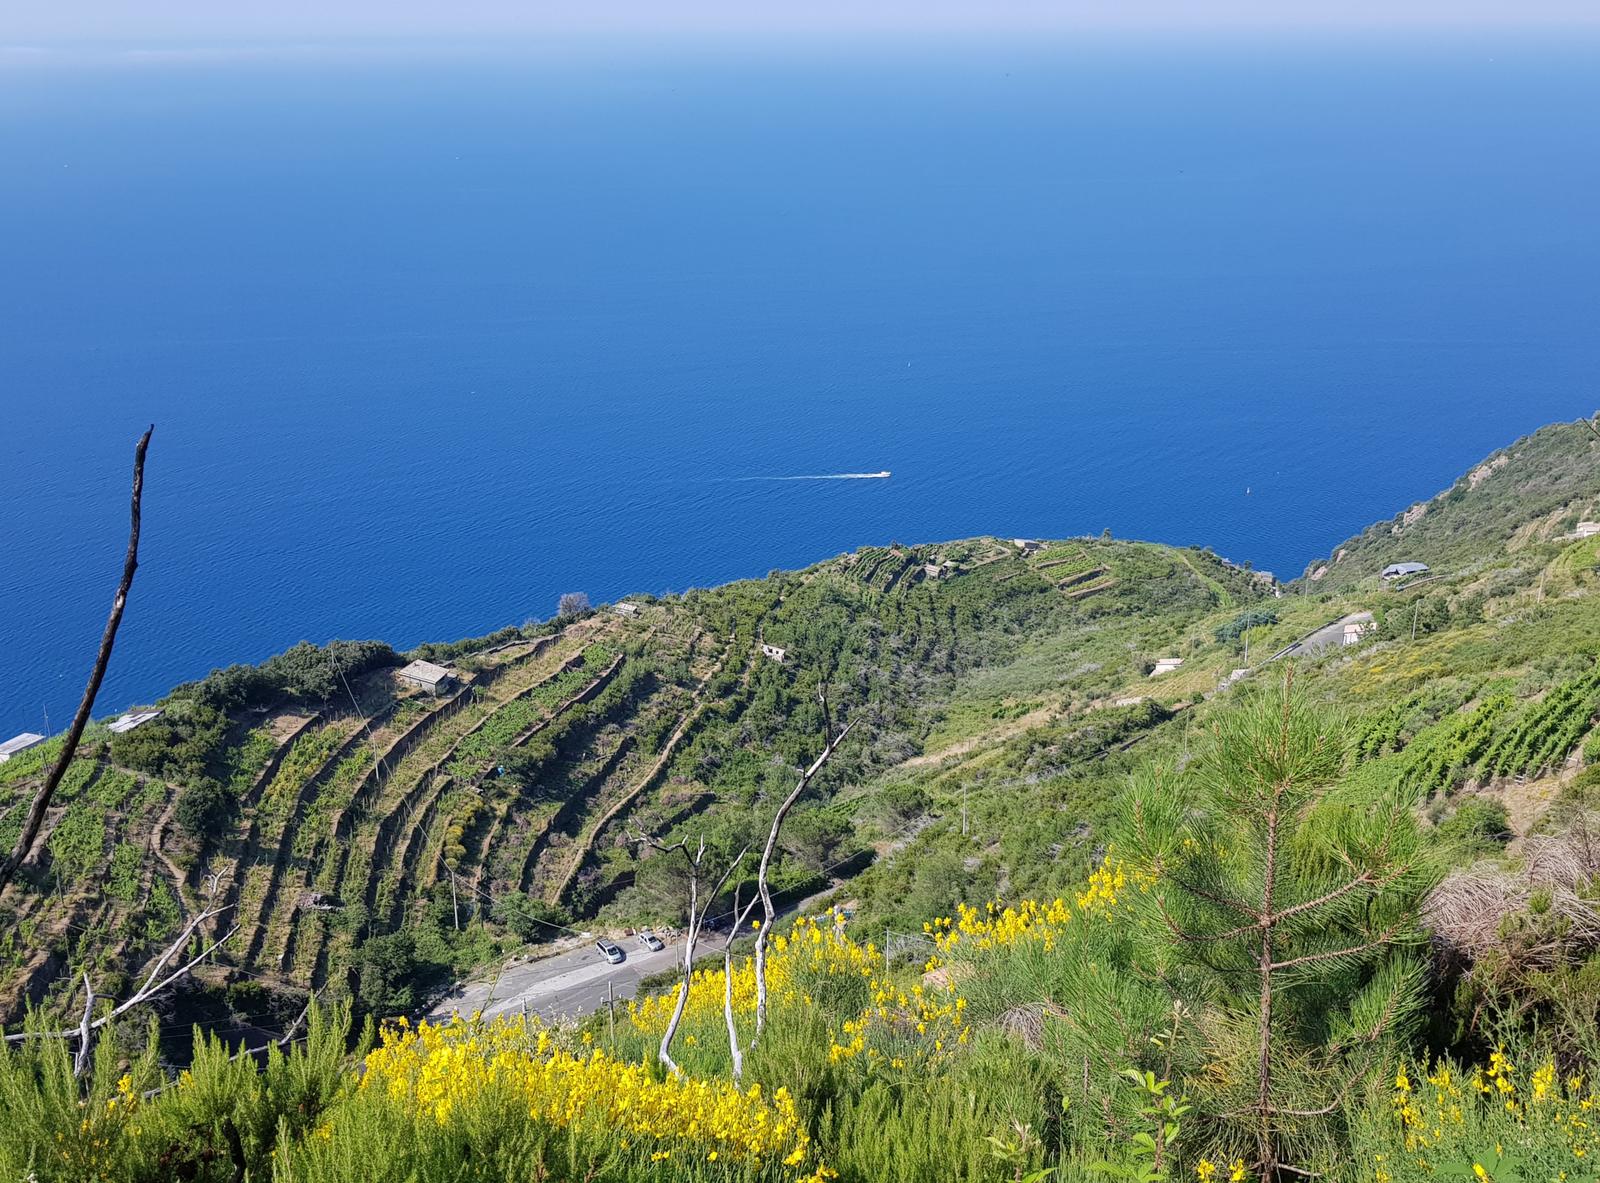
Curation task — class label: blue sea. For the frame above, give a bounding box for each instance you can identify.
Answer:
[3,36,1599,733]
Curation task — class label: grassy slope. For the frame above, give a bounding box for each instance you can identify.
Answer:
[1301,415,1600,587]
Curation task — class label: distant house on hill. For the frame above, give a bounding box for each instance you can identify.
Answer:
[1381,562,1430,581]
[1149,657,1184,677]
[107,710,163,734]
[760,644,787,664]
[0,733,45,763]
[397,659,457,696]
[611,601,640,617]
[1012,539,1045,554]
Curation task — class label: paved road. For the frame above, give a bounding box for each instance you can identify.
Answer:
[429,891,838,1027]
[1268,611,1373,663]
[429,934,690,1025]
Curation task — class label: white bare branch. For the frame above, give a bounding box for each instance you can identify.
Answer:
[630,829,747,1078]
[5,897,238,1055]
[752,699,857,1041]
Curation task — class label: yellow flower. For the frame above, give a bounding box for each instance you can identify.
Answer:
[355,1013,819,1177]
[1197,1160,1217,1183]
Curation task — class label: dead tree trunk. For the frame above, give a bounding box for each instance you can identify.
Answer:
[629,832,746,1079]
[720,883,760,1084]
[0,427,152,896]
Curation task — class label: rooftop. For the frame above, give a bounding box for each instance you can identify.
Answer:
[107,709,163,734]
[397,659,454,685]
[1381,562,1430,578]
[0,733,46,759]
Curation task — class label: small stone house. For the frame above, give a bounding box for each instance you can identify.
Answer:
[397,659,457,696]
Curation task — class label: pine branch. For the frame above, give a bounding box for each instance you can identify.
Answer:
[1268,922,1405,973]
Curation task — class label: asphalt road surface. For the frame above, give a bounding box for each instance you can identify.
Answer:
[429,934,688,1025]
[1268,611,1373,662]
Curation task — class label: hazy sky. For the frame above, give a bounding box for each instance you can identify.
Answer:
[9,0,1600,44]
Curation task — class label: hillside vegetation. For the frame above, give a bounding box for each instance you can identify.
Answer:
[4,415,1600,1182]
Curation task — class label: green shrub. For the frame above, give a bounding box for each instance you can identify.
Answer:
[1435,797,1512,852]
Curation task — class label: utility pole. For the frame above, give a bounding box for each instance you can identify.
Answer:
[961,785,968,837]
[606,980,616,1047]
[1411,600,1420,641]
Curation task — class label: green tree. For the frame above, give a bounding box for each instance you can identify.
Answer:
[492,891,569,944]
[1117,672,1437,1177]
[351,931,421,1017]
[174,776,230,843]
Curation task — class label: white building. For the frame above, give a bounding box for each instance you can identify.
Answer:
[760,644,787,663]
[0,733,45,763]
[1149,657,1185,677]
[397,659,457,696]
[611,601,641,617]
[108,709,163,734]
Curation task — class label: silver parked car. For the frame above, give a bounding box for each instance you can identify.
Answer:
[596,938,625,964]
[637,929,665,952]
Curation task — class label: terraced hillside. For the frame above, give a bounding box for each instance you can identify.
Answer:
[0,531,1269,1021]
[5,415,1599,1029]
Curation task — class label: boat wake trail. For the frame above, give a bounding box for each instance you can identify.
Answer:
[731,471,892,482]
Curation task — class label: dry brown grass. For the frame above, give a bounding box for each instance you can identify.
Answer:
[1427,815,1600,968]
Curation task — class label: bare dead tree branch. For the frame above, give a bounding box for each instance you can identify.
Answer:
[73,972,96,1077]
[751,689,857,1041]
[720,882,762,1084]
[6,892,237,1055]
[0,426,151,896]
[629,830,748,1078]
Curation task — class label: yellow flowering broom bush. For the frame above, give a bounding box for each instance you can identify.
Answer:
[275,1013,831,1183]
[1352,1046,1600,1183]
[628,915,884,1040]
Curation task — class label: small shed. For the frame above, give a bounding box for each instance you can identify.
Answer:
[760,644,787,664]
[1013,538,1045,554]
[1149,657,1184,677]
[108,709,163,734]
[1381,562,1430,581]
[397,659,457,696]
[0,733,45,763]
[611,602,640,617]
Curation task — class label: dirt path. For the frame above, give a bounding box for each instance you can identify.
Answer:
[896,702,1060,771]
